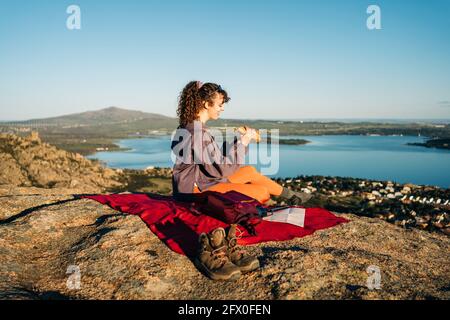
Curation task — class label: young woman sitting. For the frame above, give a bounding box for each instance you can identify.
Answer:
[171,80,312,205]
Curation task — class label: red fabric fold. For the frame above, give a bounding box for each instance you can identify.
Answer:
[80,193,348,256]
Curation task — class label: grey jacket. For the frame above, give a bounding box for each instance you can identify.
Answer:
[171,120,249,199]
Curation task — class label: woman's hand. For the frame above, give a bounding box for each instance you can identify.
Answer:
[238,126,260,146]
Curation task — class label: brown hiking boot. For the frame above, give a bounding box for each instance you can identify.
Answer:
[225,224,260,273]
[287,192,313,206]
[264,198,278,206]
[193,228,242,281]
[277,187,313,205]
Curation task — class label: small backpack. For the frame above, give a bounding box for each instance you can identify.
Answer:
[192,190,265,235]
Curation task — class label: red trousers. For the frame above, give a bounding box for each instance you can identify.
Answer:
[194,165,283,203]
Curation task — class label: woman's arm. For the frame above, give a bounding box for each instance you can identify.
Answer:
[221,134,249,161]
[195,130,248,181]
[240,127,258,146]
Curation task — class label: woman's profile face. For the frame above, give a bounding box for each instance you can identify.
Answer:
[205,93,225,120]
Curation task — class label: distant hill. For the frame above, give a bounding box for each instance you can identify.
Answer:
[2,108,450,143]
[12,107,175,126]
[0,107,179,154]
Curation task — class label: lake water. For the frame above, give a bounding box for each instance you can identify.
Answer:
[87,135,450,189]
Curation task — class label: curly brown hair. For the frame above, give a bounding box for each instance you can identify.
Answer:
[177,81,230,127]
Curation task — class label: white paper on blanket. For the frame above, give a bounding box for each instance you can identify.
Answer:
[262,207,306,227]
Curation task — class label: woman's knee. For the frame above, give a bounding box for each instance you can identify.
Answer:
[240,165,257,175]
[228,165,257,184]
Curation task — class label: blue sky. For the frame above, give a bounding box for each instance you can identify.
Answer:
[0,0,449,120]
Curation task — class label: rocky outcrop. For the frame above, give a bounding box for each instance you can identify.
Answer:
[0,185,448,300]
[144,166,172,178]
[0,132,122,193]
[0,133,448,300]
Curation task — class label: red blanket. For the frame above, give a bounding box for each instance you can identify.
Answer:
[80,193,348,256]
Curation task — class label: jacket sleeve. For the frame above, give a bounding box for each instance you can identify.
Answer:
[220,134,249,165]
[195,131,247,180]
[171,128,193,164]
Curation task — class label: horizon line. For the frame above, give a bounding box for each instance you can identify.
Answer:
[1,117,449,123]
[1,106,449,123]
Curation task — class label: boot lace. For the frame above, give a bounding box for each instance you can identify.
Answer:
[228,227,246,259]
[211,246,228,267]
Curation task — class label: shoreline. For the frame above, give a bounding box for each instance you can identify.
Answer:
[406,138,450,150]
[84,132,434,156]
